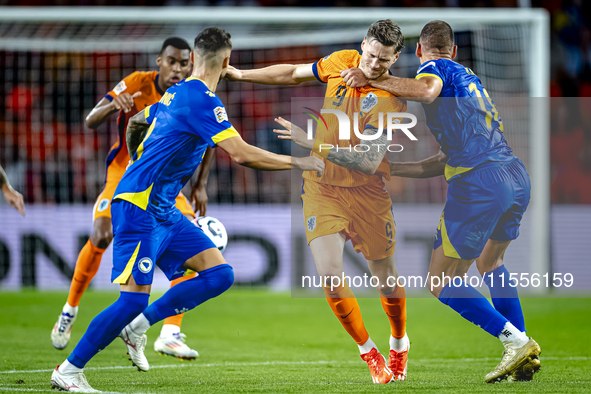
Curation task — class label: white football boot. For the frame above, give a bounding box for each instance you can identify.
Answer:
[51,311,77,350]
[154,332,199,360]
[50,365,100,393]
[119,326,149,372]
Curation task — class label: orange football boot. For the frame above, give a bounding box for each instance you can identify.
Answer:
[388,336,410,381]
[360,348,394,384]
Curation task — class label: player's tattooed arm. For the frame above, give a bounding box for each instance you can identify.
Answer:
[126,108,150,158]
[273,117,386,176]
[323,127,388,175]
[390,150,448,178]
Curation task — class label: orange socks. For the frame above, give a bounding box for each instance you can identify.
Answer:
[380,285,407,339]
[324,284,369,345]
[163,272,197,327]
[67,240,106,307]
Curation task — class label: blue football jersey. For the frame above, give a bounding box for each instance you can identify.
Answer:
[415,59,514,181]
[113,77,239,220]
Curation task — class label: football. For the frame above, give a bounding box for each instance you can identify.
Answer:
[193,216,228,254]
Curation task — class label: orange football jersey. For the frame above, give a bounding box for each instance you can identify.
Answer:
[104,71,165,181]
[304,50,407,188]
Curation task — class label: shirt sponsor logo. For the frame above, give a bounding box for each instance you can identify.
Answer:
[214,106,228,123]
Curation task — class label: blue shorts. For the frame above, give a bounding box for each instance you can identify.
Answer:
[110,201,217,286]
[434,158,531,260]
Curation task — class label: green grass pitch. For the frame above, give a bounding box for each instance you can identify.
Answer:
[0,289,590,393]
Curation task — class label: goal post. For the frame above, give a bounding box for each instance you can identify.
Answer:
[0,6,550,289]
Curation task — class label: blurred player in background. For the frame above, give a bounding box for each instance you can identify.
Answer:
[51,27,324,392]
[0,164,25,217]
[227,20,410,384]
[341,20,541,383]
[51,37,213,361]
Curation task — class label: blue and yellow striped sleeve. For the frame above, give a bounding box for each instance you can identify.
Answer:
[415,60,445,87]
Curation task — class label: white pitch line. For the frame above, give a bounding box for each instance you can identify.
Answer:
[1,356,589,375]
[0,387,149,394]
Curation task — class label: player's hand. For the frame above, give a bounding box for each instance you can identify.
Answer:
[110,91,141,114]
[293,156,325,177]
[340,68,369,88]
[274,117,313,150]
[191,184,208,216]
[2,184,25,217]
[224,65,242,81]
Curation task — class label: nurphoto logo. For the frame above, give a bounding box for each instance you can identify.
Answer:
[303,107,418,153]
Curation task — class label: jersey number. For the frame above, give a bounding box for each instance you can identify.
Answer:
[468,83,503,131]
[333,85,347,107]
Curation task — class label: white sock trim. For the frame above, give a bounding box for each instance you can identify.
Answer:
[358,337,377,355]
[498,322,528,349]
[160,324,181,337]
[390,333,409,352]
[62,303,78,316]
[58,359,82,374]
[129,313,151,335]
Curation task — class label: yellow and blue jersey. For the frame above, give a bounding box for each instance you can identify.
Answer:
[415,59,514,181]
[113,77,239,221]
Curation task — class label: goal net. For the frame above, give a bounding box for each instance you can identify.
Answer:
[0,7,549,290]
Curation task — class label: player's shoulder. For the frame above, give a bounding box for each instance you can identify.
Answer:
[322,49,360,68]
[125,70,157,84]
[182,77,221,103]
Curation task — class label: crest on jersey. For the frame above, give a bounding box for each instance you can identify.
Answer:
[307,216,317,232]
[361,92,378,113]
[214,106,228,123]
[138,257,153,274]
[113,81,127,95]
[322,54,332,62]
[97,198,110,212]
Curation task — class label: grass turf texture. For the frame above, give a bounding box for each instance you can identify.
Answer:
[0,290,590,393]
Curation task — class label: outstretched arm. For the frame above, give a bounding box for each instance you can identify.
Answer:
[225,63,317,85]
[370,75,442,104]
[390,150,447,178]
[126,108,150,159]
[216,134,324,176]
[86,92,142,129]
[0,165,25,217]
[273,117,387,176]
[340,68,442,104]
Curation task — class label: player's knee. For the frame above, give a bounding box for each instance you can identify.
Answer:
[315,263,343,279]
[90,228,113,249]
[208,264,234,296]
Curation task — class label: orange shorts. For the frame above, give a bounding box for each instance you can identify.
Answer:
[93,167,195,222]
[301,180,395,261]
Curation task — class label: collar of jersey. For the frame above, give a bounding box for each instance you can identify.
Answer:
[154,73,165,96]
[185,76,206,84]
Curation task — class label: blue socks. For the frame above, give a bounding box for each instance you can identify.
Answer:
[439,280,508,337]
[483,264,526,332]
[143,264,234,326]
[68,291,149,368]
[67,264,233,369]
